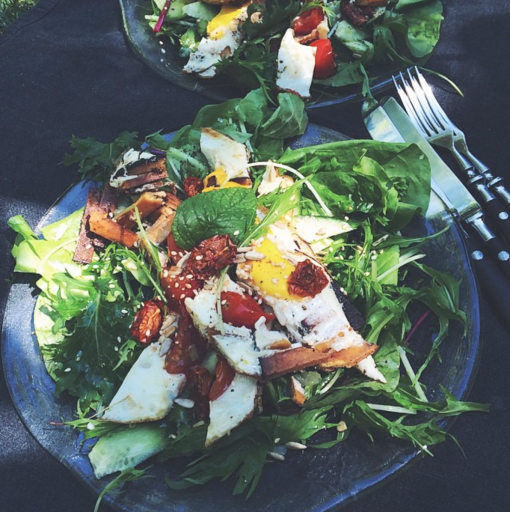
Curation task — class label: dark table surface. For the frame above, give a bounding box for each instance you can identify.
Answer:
[1,1,509,511]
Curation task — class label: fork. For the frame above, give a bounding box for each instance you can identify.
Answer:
[394,67,510,243]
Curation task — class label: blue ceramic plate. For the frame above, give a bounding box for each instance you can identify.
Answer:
[2,124,481,511]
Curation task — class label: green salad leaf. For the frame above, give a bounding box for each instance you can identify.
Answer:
[173,188,258,249]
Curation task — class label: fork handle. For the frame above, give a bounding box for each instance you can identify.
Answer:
[486,175,510,206]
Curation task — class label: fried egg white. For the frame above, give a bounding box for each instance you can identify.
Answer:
[102,342,186,423]
[206,373,258,446]
[200,127,250,185]
[276,28,316,98]
[237,224,386,383]
[183,3,249,77]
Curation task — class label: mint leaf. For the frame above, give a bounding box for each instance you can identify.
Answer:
[172,188,258,249]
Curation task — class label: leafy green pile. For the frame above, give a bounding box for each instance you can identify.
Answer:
[146,0,444,99]
[8,89,487,502]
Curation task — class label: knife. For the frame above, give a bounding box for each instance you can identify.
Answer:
[363,98,510,330]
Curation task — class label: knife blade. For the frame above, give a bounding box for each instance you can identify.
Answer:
[363,98,510,316]
[363,97,510,282]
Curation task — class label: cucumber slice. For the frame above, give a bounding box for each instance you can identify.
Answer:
[89,424,167,479]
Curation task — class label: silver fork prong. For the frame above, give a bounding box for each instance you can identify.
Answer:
[393,75,429,137]
[400,72,439,137]
[414,67,460,134]
[408,70,448,133]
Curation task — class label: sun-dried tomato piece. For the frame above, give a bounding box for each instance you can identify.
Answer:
[187,234,237,279]
[130,299,164,344]
[287,259,329,298]
[165,316,206,375]
[184,176,204,198]
[167,232,187,265]
[187,365,213,420]
[160,267,202,314]
[341,0,369,27]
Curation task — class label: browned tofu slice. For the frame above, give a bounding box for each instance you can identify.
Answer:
[319,343,379,370]
[89,210,138,248]
[261,347,330,380]
[116,191,166,228]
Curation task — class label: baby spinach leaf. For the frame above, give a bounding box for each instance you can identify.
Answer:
[173,188,258,249]
[261,93,308,139]
[405,1,444,58]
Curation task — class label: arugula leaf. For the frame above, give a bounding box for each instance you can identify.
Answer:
[39,249,144,413]
[173,188,258,249]
[63,131,142,181]
[344,400,447,453]
[390,382,490,416]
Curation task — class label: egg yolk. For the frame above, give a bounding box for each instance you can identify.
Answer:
[247,238,297,300]
[207,4,247,40]
[202,166,251,192]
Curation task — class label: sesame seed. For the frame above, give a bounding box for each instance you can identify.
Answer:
[146,329,151,336]
[285,441,307,450]
[233,230,240,236]
[268,451,285,461]
[64,368,72,373]
[195,255,203,261]
[337,421,348,432]
[180,294,185,299]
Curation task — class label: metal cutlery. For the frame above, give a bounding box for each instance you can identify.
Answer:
[393,68,510,243]
[363,97,510,289]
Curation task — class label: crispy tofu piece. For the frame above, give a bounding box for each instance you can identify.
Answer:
[116,191,166,228]
[261,347,329,380]
[146,207,176,245]
[126,156,167,176]
[118,169,168,191]
[290,376,306,406]
[73,188,102,264]
[89,210,138,248]
[319,343,379,370]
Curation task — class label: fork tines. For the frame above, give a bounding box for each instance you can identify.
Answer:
[392,67,452,140]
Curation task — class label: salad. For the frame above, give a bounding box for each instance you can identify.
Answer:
[146,0,444,99]
[8,90,487,505]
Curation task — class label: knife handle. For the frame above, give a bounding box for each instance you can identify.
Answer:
[468,214,510,281]
[483,197,510,244]
[483,237,510,281]
[465,236,510,332]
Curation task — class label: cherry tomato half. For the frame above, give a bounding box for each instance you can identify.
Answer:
[310,39,336,79]
[209,356,236,401]
[292,7,324,35]
[221,291,275,329]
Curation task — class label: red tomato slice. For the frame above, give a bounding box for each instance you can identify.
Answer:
[209,356,236,401]
[221,291,275,329]
[292,7,324,35]
[310,39,336,79]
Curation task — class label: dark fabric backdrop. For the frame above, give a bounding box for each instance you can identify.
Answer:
[1,1,509,511]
